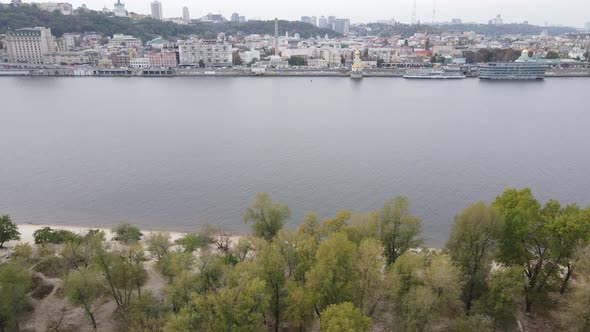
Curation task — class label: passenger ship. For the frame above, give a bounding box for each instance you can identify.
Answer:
[479,50,547,80]
[403,67,466,79]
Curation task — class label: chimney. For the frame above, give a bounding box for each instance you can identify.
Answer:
[274,18,279,56]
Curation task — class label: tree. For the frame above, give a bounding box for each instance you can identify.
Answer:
[320,302,371,332]
[284,281,315,331]
[476,266,524,329]
[322,209,351,235]
[307,233,357,315]
[175,232,213,254]
[198,59,205,68]
[33,226,80,244]
[145,232,172,259]
[0,214,20,248]
[65,268,104,331]
[0,263,32,331]
[447,201,501,313]
[243,193,291,242]
[493,188,590,313]
[379,196,423,265]
[545,50,560,59]
[112,224,143,243]
[288,56,307,66]
[60,230,105,270]
[354,238,386,316]
[258,241,287,332]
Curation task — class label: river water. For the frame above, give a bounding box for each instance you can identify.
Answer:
[1,77,589,246]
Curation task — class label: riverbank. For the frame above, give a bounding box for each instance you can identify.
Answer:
[2,67,590,77]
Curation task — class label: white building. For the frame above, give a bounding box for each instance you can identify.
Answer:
[178,39,232,67]
[151,1,163,20]
[59,33,76,51]
[307,58,328,68]
[108,34,142,48]
[130,57,150,68]
[44,50,97,65]
[239,49,261,64]
[34,2,73,15]
[5,27,55,64]
[113,0,127,17]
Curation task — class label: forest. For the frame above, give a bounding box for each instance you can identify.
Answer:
[1,188,590,331]
[0,5,339,41]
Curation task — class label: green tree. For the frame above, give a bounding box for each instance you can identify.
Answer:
[545,50,560,59]
[0,214,21,248]
[307,232,357,315]
[65,268,104,331]
[284,281,315,331]
[112,224,143,243]
[0,263,32,331]
[243,192,291,242]
[320,302,371,332]
[354,238,386,316]
[175,232,213,254]
[476,266,524,329]
[379,196,423,265]
[447,201,501,313]
[145,232,172,259]
[258,241,287,332]
[288,56,307,66]
[60,230,105,270]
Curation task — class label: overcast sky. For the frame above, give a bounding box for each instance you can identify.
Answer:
[14,0,590,27]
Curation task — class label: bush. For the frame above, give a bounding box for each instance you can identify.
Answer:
[112,224,143,243]
[0,214,21,248]
[175,232,213,253]
[33,256,69,278]
[11,243,33,263]
[33,227,81,245]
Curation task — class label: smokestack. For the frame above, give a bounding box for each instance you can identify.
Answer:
[274,18,279,56]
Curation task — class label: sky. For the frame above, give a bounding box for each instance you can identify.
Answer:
[12,0,590,27]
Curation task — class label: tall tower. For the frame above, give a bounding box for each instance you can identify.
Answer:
[150,1,163,20]
[274,18,279,56]
[411,0,417,25]
[182,6,190,22]
[432,0,436,24]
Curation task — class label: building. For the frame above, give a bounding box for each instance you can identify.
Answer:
[130,57,150,68]
[108,34,142,48]
[147,50,177,67]
[59,33,76,51]
[239,49,261,64]
[109,52,130,67]
[488,14,503,25]
[151,1,163,20]
[585,22,590,32]
[5,27,55,64]
[113,0,127,17]
[33,2,73,15]
[239,16,246,23]
[178,39,232,67]
[182,6,190,22]
[231,13,240,22]
[301,16,311,24]
[202,13,226,23]
[451,18,462,24]
[334,18,351,34]
[328,16,336,30]
[318,16,328,29]
[44,50,97,65]
[310,16,318,26]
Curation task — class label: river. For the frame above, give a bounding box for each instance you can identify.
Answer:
[1,77,589,247]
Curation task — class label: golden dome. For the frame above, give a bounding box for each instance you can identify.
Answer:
[354,49,360,55]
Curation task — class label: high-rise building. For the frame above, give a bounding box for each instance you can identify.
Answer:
[182,6,190,22]
[231,13,240,22]
[334,18,350,34]
[113,0,127,17]
[5,27,55,64]
[318,16,328,29]
[239,16,246,23]
[488,14,503,25]
[451,18,462,24]
[151,1,163,20]
[585,22,590,32]
[328,16,336,30]
[301,16,311,24]
[310,16,318,26]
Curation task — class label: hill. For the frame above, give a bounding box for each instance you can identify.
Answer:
[0,4,339,41]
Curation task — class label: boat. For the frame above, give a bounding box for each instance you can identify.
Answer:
[403,68,466,79]
[478,49,547,80]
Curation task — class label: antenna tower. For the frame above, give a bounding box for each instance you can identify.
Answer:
[411,0,417,25]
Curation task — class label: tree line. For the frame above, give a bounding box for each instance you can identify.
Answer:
[0,5,339,41]
[1,188,590,331]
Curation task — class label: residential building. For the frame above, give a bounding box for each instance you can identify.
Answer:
[182,6,190,22]
[147,50,177,67]
[307,58,328,68]
[334,18,351,34]
[60,33,76,51]
[151,1,163,20]
[5,27,55,64]
[113,0,127,17]
[451,18,462,24]
[34,2,73,15]
[239,16,246,23]
[239,49,261,64]
[488,14,503,25]
[109,52,130,67]
[178,39,232,67]
[318,16,328,29]
[231,13,240,22]
[310,16,318,27]
[301,16,311,24]
[585,22,590,32]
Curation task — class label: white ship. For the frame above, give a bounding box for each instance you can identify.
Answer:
[403,67,466,79]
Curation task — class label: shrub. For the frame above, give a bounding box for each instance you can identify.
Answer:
[33,227,81,245]
[112,224,143,243]
[175,232,214,253]
[0,214,21,248]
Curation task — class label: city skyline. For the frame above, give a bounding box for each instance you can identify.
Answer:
[2,0,589,27]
